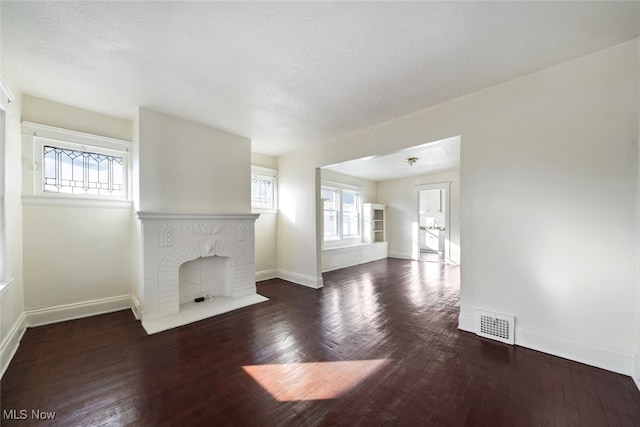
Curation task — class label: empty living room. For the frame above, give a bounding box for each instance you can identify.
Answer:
[1,1,640,426]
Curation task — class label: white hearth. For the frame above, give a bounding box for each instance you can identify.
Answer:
[137,212,268,334]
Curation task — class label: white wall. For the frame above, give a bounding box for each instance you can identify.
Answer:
[20,97,134,325]
[276,154,322,288]
[22,205,133,310]
[635,39,640,390]
[138,108,251,214]
[455,41,637,376]
[131,112,142,315]
[278,39,640,377]
[320,169,378,204]
[252,152,278,281]
[22,94,132,141]
[0,78,26,377]
[251,152,277,170]
[377,170,460,263]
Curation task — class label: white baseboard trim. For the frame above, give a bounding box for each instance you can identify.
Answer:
[458,311,635,380]
[321,257,387,273]
[130,294,141,320]
[256,269,278,282]
[388,251,413,260]
[515,326,634,377]
[632,355,640,392]
[26,295,132,327]
[277,269,323,289]
[457,311,475,333]
[0,312,26,379]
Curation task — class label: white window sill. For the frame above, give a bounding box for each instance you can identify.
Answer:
[22,194,133,208]
[0,277,15,295]
[251,207,278,214]
[323,241,376,252]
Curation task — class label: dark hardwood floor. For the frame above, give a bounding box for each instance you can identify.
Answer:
[2,258,639,426]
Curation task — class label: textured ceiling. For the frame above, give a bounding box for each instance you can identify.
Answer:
[3,1,640,156]
[324,136,460,182]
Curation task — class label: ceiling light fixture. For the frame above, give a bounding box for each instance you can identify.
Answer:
[405,157,419,166]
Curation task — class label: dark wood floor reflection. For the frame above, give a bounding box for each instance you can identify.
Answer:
[2,258,640,426]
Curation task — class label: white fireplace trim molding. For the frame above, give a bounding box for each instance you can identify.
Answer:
[137,212,266,334]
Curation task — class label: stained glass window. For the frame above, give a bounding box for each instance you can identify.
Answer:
[251,173,275,208]
[43,145,123,196]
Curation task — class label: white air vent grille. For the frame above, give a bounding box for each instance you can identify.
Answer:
[476,310,515,345]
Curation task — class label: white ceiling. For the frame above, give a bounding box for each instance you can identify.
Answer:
[324,136,460,182]
[3,1,640,159]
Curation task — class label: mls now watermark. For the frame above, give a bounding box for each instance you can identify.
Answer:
[3,409,57,420]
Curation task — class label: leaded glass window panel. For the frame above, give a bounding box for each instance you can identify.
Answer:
[43,145,123,196]
[251,174,274,208]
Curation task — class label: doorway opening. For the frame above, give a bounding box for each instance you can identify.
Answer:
[415,183,450,263]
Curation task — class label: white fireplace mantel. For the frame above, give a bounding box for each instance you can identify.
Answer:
[136,211,266,334]
[137,212,260,221]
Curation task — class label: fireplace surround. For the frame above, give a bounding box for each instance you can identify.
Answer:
[137,212,267,334]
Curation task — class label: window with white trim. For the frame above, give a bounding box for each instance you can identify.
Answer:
[322,187,339,239]
[251,166,277,210]
[0,75,14,284]
[22,122,130,201]
[43,145,124,196]
[0,96,7,282]
[322,183,361,243]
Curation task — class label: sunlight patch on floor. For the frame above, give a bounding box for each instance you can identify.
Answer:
[242,359,391,401]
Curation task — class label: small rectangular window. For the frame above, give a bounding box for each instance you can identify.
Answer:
[22,122,131,203]
[251,166,277,210]
[43,145,124,197]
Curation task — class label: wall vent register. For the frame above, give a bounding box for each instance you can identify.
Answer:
[476,310,515,345]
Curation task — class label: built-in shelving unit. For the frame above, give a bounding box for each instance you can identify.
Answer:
[363,203,386,243]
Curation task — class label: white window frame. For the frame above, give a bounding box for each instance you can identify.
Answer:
[251,165,278,213]
[322,186,340,241]
[322,181,361,248]
[0,74,14,285]
[22,122,131,205]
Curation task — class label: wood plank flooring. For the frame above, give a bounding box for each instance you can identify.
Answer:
[2,258,639,426]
